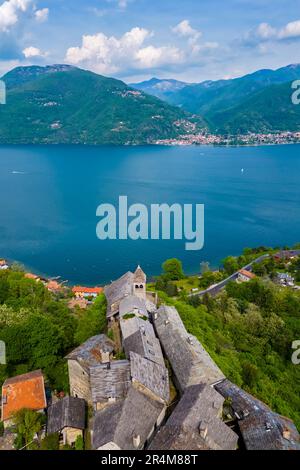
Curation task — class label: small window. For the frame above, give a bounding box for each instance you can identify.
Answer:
[139,284,143,289]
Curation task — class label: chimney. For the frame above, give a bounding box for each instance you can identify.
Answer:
[164,320,170,326]
[199,421,208,440]
[132,434,141,449]
[100,349,110,364]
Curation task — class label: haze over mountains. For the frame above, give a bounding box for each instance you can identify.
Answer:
[0,63,299,145]
[132,64,300,134]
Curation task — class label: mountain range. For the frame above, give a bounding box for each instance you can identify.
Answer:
[132,64,300,134]
[0,65,203,145]
[128,77,190,100]
[0,63,300,144]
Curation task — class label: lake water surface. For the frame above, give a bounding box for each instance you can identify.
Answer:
[0,144,299,284]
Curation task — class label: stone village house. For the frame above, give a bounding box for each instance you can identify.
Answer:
[47,396,86,446]
[65,266,300,451]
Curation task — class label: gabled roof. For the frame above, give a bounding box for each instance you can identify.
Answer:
[133,266,146,284]
[72,286,103,294]
[119,295,148,318]
[47,397,86,434]
[92,386,165,450]
[215,379,300,451]
[154,306,225,392]
[1,370,46,421]
[130,352,169,403]
[46,280,62,291]
[121,316,165,366]
[104,271,134,317]
[25,273,39,280]
[239,269,256,279]
[90,360,131,403]
[66,335,115,369]
[149,384,238,450]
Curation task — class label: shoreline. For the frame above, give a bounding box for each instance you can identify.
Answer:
[0,140,300,149]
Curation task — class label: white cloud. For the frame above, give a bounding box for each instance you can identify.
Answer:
[250,19,300,43]
[172,20,202,43]
[35,7,49,23]
[135,45,183,68]
[65,27,183,75]
[0,0,32,32]
[256,22,277,40]
[278,20,300,39]
[22,45,46,58]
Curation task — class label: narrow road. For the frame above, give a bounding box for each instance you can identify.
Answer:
[190,249,300,298]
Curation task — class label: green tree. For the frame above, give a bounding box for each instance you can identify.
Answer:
[241,362,259,388]
[75,434,84,450]
[13,409,45,449]
[165,282,178,297]
[222,256,240,275]
[162,258,184,280]
[74,294,107,345]
[252,263,267,277]
[41,433,59,450]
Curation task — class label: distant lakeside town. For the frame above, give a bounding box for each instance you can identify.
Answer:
[155,131,300,146]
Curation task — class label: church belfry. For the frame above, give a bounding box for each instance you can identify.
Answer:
[132,265,146,299]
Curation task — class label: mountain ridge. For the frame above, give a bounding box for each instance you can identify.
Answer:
[131,64,300,134]
[0,65,205,145]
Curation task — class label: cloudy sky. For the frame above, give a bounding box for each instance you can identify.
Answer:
[1,0,300,83]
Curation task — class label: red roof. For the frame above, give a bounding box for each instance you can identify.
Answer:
[72,286,103,294]
[25,273,39,280]
[239,269,256,279]
[47,280,62,291]
[1,370,46,421]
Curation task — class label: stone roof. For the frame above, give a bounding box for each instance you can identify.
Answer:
[121,316,165,366]
[90,360,131,403]
[119,295,148,319]
[154,306,225,392]
[92,386,165,450]
[47,397,86,434]
[215,379,300,451]
[130,352,169,403]
[104,271,134,318]
[133,266,146,284]
[65,335,115,369]
[149,384,238,451]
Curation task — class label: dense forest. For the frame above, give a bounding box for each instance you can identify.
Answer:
[0,266,107,392]
[154,250,300,430]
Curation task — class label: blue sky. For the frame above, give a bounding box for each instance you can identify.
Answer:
[1,0,300,82]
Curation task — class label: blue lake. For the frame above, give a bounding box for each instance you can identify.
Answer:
[0,144,299,285]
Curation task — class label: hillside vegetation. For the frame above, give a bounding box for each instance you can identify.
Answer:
[153,249,300,429]
[133,64,300,135]
[0,65,204,145]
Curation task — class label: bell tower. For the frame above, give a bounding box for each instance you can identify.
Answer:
[132,265,146,299]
